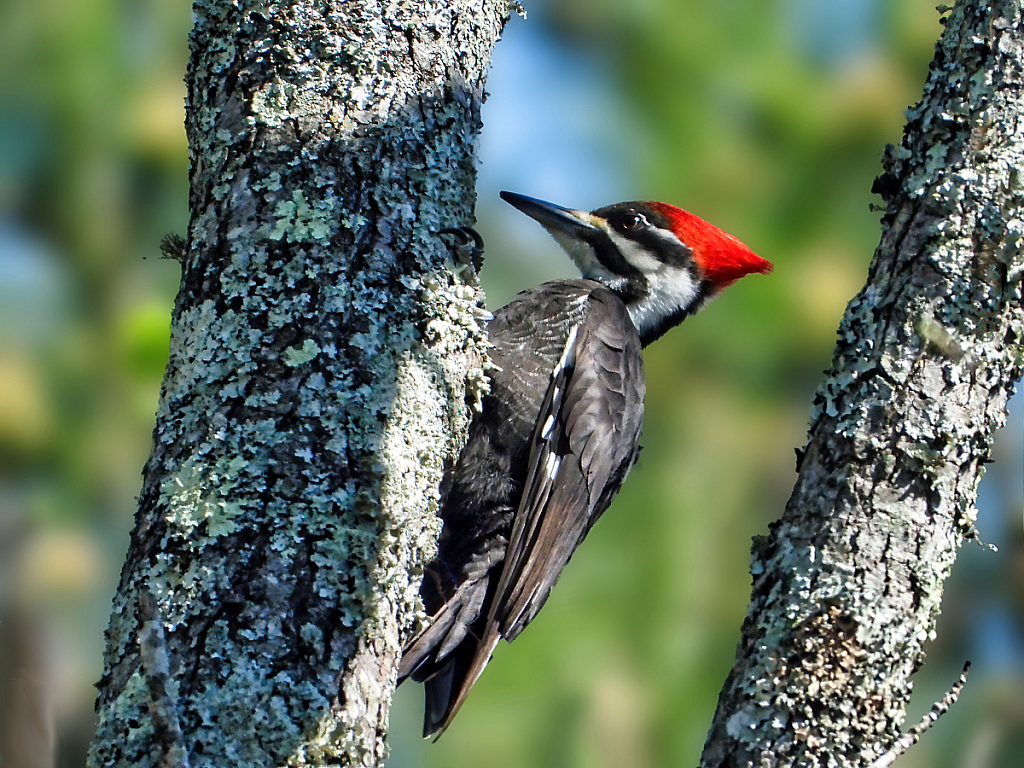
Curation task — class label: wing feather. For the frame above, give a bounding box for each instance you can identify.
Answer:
[399,283,645,738]
[492,288,645,639]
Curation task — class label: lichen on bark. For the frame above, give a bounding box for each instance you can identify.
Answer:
[701,2,1024,766]
[87,2,510,766]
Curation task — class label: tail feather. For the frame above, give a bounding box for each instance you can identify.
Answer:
[421,629,501,739]
[399,578,487,682]
[399,576,503,738]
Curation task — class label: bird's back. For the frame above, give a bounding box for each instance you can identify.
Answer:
[399,279,646,737]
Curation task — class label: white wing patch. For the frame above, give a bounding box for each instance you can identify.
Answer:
[554,323,580,374]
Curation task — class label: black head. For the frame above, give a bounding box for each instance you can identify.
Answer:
[500,191,772,343]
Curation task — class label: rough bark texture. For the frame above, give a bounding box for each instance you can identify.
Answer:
[87,1,509,766]
[701,2,1024,766]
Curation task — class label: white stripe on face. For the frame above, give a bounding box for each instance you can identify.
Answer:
[604,227,700,337]
[544,212,620,282]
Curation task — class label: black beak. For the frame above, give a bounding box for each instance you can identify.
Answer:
[500,191,599,236]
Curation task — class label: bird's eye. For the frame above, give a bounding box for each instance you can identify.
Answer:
[620,212,645,230]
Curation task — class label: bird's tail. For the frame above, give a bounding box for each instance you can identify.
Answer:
[419,629,500,739]
[399,578,501,738]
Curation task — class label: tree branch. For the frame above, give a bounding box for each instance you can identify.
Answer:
[87,1,509,766]
[701,1,1024,765]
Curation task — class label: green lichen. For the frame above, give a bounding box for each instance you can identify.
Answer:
[161,456,245,539]
[284,338,322,367]
[267,190,338,244]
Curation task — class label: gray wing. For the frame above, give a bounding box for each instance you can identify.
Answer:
[494,287,646,638]
[443,288,646,725]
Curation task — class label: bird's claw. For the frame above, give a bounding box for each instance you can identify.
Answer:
[439,226,485,272]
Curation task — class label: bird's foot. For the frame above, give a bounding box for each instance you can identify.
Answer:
[439,226,485,272]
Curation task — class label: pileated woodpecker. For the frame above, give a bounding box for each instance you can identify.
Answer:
[400,191,772,737]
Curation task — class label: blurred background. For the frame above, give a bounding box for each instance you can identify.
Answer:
[0,1,1020,767]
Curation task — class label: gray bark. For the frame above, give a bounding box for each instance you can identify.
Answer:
[701,1,1024,766]
[87,1,509,766]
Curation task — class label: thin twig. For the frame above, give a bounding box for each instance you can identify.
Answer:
[868,661,971,768]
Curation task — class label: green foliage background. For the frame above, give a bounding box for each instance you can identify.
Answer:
[0,1,1020,767]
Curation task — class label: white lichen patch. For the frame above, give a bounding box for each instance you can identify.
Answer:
[283,338,322,367]
[266,190,338,244]
[161,456,245,538]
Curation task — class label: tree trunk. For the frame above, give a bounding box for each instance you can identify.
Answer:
[86,1,509,766]
[701,1,1024,765]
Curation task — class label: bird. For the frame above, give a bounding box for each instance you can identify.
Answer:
[399,191,773,738]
